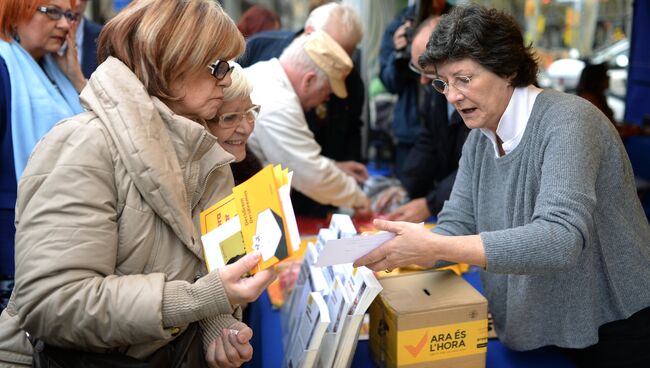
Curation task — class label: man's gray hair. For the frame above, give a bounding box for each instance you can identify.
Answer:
[305,3,363,46]
[279,34,329,89]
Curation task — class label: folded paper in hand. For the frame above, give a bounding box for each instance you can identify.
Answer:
[199,164,300,274]
[313,231,396,267]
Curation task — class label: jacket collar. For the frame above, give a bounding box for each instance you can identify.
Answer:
[80,57,233,252]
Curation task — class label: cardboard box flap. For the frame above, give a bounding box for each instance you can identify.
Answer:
[378,270,486,314]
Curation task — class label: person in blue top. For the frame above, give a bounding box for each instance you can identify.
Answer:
[0,0,85,308]
[379,0,452,180]
[358,5,650,367]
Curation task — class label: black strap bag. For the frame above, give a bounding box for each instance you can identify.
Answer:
[30,323,208,368]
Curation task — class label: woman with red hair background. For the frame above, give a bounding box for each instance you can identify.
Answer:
[0,0,85,309]
[237,5,281,39]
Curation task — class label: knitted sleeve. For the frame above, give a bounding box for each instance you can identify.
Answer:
[161,270,233,328]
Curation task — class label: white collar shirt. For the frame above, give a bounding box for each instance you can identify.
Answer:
[480,85,542,157]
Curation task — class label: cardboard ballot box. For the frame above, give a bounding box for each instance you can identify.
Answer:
[369,270,488,368]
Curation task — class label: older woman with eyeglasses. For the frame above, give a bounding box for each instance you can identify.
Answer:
[0,0,276,367]
[207,62,263,185]
[355,4,650,367]
[0,0,87,302]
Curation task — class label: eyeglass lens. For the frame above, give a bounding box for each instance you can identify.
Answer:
[432,76,471,94]
[220,106,260,128]
[409,61,438,81]
[432,79,448,93]
[408,61,421,75]
[38,7,79,22]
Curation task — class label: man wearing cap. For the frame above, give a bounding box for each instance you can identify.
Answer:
[244,30,371,214]
[239,3,367,218]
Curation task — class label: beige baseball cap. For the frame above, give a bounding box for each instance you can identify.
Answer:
[303,30,353,98]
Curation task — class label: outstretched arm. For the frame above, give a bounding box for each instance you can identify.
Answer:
[353,219,486,271]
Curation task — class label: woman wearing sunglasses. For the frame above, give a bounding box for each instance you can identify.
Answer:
[356,4,650,367]
[0,0,86,303]
[0,0,275,367]
[207,62,263,186]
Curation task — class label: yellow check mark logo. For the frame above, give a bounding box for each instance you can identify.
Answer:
[404,333,428,357]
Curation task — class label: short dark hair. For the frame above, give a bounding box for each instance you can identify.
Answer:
[419,4,538,87]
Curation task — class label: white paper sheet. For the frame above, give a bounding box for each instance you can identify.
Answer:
[313,231,396,267]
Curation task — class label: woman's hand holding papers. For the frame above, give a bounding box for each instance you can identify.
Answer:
[353,219,487,271]
[353,219,440,271]
[219,252,277,306]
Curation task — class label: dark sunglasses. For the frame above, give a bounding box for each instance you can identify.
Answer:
[36,6,80,22]
[208,60,234,80]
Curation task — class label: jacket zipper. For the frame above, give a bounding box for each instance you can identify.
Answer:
[190,132,233,211]
[191,160,230,211]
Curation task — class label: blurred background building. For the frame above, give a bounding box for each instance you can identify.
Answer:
[85,0,634,123]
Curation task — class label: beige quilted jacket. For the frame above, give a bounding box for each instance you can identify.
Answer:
[0,57,238,366]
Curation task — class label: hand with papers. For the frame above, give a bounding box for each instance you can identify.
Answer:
[205,321,253,368]
[314,231,396,267]
[353,219,441,271]
[219,252,277,306]
[200,164,301,275]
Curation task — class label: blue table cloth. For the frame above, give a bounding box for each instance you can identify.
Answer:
[245,270,575,368]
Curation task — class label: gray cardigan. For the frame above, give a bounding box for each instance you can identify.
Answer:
[434,89,650,350]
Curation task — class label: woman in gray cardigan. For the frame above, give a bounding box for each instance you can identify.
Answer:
[355,4,650,367]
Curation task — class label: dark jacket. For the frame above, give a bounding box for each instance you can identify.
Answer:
[379,6,420,145]
[401,85,469,216]
[0,57,16,277]
[81,18,103,78]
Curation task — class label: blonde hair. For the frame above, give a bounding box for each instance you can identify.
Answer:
[223,62,252,101]
[97,0,245,100]
[305,3,363,46]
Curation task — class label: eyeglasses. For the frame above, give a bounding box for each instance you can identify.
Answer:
[431,75,473,94]
[36,6,80,22]
[215,105,260,129]
[208,60,234,80]
[408,61,437,80]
